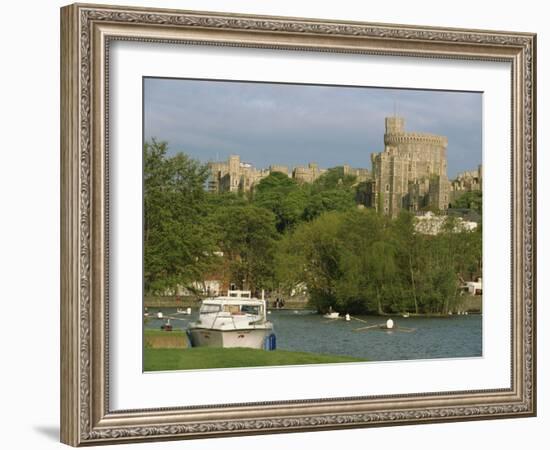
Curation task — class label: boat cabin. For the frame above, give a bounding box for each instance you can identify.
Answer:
[199,290,267,321]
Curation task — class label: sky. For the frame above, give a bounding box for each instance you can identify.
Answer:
[143,77,482,179]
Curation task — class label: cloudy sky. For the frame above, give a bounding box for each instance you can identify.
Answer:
[144,77,482,179]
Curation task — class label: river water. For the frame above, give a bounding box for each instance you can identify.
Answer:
[145,308,482,362]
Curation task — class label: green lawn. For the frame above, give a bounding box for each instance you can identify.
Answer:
[144,329,187,337]
[144,347,364,371]
[144,329,188,349]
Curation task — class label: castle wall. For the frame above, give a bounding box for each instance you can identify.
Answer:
[449,164,482,204]
[208,156,360,193]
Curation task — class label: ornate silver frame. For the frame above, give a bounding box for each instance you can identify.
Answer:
[60,3,536,446]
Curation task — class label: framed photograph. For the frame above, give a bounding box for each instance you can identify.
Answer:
[60,3,536,446]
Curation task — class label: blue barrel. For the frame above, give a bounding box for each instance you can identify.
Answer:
[185,329,193,348]
[264,333,276,351]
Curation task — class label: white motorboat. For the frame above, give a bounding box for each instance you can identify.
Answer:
[187,290,275,350]
[323,312,340,319]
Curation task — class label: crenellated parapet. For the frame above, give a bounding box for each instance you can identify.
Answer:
[384,132,448,147]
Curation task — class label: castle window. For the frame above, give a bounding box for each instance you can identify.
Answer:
[384,207,389,213]
[385,198,389,206]
[385,184,390,192]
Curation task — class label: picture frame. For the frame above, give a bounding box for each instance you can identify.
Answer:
[60,2,536,446]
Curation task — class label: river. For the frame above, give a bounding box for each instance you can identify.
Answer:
[145,308,482,362]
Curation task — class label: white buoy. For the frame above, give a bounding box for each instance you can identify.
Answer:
[345,313,351,322]
[156,311,163,319]
[186,307,192,315]
[386,318,394,329]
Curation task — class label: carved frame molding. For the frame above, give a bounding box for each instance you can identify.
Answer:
[61,3,536,446]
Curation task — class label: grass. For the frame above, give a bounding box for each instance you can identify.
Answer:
[144,329,188,349]
[144,329,187,338]
[144,347,365,371]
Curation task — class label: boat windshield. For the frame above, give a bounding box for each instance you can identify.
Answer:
[200,304,222,314]
[241,305,261,315]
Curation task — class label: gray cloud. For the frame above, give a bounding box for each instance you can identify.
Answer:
[144,78,482,178]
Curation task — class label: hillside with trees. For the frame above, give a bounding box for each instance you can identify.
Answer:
[144,141,482,315]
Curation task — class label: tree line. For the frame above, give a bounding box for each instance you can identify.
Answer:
[144,140,482,315]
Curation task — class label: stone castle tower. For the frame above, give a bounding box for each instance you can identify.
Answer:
[367,117,450,217]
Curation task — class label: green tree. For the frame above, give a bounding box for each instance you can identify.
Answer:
[451,190,482,215]
[254,172,307,232]
[303,189,356,221]
[366,241,398,314]
[275,211,346,312]
[205,191,248,209]
[211,204,278,292]
[144,140,219,294]
[274,207,481,315]
[390,211,420,314]
[333,209,389,314]
[254,171,297,194]
[312,167,357,192]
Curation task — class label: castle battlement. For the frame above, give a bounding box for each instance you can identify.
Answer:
[208,156,366,193]
[384,132,448,147]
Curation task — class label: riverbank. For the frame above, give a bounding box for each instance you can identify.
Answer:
[144,295,309,310]
[144,347,364,371]
[144,295,481,313]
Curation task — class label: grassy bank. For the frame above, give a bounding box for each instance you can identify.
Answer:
[144,329,189,349]
[144,347,364,371]
[144,296,198,308]
[144,296,309,309]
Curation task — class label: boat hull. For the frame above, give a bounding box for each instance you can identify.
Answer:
[188,327,271,349]
[324,312,339,319]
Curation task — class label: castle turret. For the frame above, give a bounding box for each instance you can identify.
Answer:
[385,116,405,135]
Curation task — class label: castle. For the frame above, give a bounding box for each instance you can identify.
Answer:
[365,117,451,217]
[207,155,271,193]
[207,155,369,193]
[449,165,482,203]
[207,116,480,217]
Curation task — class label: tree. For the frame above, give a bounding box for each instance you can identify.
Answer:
[205,191,248,209]
[366,241,398,315]
[390,211,420,314]
[302,189,356,221]
[254,171,297,194]
[451,190,482,215]
[333,209,389,314]
[254,172,307,232]
[312,167,357,192]
[211,204,278,292]
[275,211,346,312]
[143,140,219,294]
[275,206,481,315]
